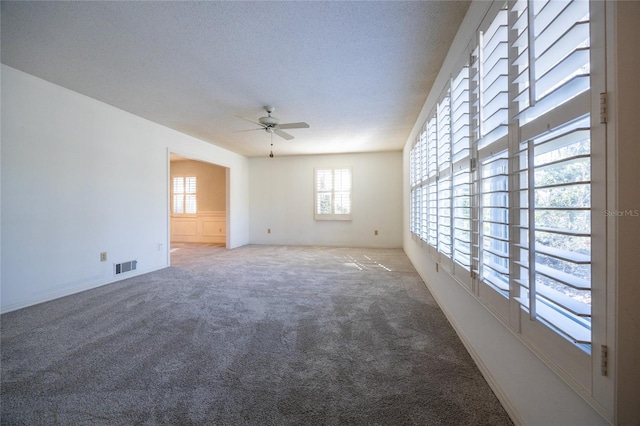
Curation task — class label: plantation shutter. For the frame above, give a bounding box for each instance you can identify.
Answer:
[479,151,510,295]
[437,92,452,258]
[315,168,352,220]
[510,0,592,345]
[451,63,472,274]
[185,177,197,214]
[172,176,196,214]
[477,6,508,149]
[426,116,438,247]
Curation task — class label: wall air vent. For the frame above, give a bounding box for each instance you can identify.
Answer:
[114,260,137,276]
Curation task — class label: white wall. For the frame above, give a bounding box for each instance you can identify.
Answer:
[1,65,250,313]
[171,159,226,212]
[608,1,640,423]
[249,152,402,248]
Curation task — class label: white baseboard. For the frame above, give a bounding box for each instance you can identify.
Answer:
[0,266,167,314]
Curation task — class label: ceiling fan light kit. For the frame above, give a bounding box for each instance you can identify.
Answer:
[237,106,309,157]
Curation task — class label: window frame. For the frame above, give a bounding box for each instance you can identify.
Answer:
[314,167,353,221]
[172,176,197,215]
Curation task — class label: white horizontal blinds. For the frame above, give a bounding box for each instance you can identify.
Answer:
[437,94,452,172]
[534,0,590,101]
[172,176,196,214]
[419,129,429,240]
[421,185,429,242]
[480,151,510,295]
[409,148,416,234]
[515,116,592,345]
[470,45,480,142]
[469,46,482,281]
[452,66,471,162]
[510,0,533,112]
[333,169,351,214]
[426,116,438,247]
[478,5,509,149]
[410,145,421,236]
[315,168,352,219]
[185,177,196,214]
[426,117,438,179]
[411,134,425,236]
[509,0,593,348]
[453,167,472,269]
[414,189,421,236]
[514,0,591,123]
[407,0,601,385]
[437,92,453,257]
[316,169,333,215]
[533,116,591,343]
[411,190,417,236]
[172,177,184,214]
[451,64,472,270]
[472,4,510,299]
[438,174,452,256]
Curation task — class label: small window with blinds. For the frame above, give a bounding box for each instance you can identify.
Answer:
[315,168,352,220]
[172,176,196,214]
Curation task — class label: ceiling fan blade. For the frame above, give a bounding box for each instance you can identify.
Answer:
[233,128,263,133]
[236,115,265,127]
[278,122,310,130]
[274,129,295,140]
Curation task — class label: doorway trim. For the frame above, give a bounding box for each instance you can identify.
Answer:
[167,149,230,265]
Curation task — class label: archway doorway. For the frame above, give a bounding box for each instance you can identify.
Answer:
[169,153,228,259]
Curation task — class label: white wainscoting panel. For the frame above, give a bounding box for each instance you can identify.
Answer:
[171,211,226,243]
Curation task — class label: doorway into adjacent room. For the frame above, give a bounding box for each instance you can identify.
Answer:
[169,153,229,260]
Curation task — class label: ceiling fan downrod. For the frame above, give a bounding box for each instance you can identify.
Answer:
[269,132,274,158]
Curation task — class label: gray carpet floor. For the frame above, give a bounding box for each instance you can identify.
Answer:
[1,244,512,425]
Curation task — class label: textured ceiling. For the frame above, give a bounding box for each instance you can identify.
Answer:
[1,1,470,157]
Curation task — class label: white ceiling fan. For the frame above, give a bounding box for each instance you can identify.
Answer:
[236,106,309,140]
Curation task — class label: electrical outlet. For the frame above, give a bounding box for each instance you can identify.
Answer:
[374,230,378,236]
[100,252,107,262]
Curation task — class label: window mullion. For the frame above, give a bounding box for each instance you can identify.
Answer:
[527,138,537,320]
[527,0,536,106]
[472,150,481,291]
